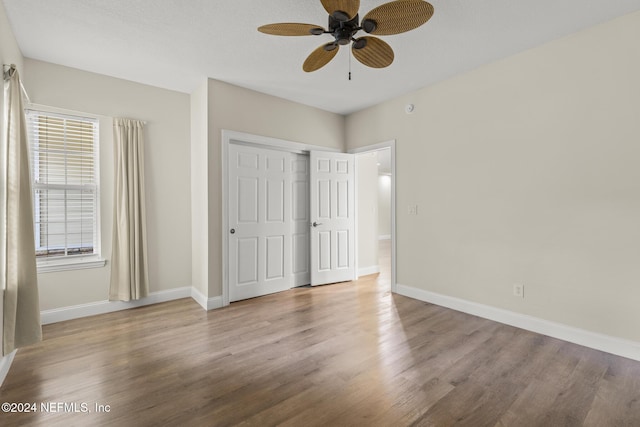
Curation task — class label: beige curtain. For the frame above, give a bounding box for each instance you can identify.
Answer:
[2,65,42,356]
[109,118,149,301]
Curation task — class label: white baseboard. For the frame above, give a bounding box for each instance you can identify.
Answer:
[396,284,640,362]
[190,287,224,311]
[358,265,380,277]
[40,286,226,325]
[378,235,391,240]
[0,350,17,388]
[40,287,192,325]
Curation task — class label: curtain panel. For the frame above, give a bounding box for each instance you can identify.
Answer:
[2,65,42,355]
[109,118,149,301]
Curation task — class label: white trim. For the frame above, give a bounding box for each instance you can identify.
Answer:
[349,141,395,154]
[223,130,342,155]
[40,287,192,325]
[191,287,224,311]
[378,235,391,240]
[221,129,343,307]
[221,133,230,307]
[26,103,104,121]
[37,257,106,273]
[348,140,397,293]
[358,265,380,277]
[353,155,359,282]
[0,350,17,388]
[396,284,640,362]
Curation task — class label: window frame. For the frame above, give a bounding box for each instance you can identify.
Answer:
[26,106,106,273]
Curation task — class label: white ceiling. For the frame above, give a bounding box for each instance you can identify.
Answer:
[4,0,640,115]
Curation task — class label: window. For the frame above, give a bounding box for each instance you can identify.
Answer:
[26,109,104,272]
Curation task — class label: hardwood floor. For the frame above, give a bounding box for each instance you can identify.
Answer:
[2,254,640,426]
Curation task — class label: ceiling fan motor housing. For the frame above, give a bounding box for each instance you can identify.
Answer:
[329,14,360,45]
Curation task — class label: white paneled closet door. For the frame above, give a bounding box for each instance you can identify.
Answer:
[309,151,356,286]
[291,153,311,287]
[228,144,293,302]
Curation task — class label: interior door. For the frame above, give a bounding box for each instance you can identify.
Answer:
[291,153,311,287]
[229,144,292,302]
[310,151,356,285]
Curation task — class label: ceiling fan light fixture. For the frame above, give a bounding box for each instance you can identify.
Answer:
[323,42,339,52]
[352,38,367,50]
[362,19,377,33]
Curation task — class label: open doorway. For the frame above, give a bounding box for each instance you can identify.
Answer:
[377,149,392,285]
[352,141,396,292]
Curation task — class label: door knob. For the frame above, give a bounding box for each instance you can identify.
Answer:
[312,222,322,227]
[230,228,236,234]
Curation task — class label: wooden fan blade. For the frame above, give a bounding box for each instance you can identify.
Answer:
[320,0,360,20]
[362,0,434,36]
[303,43,339,72]
[352,37,394,68]
[258,23,325,36]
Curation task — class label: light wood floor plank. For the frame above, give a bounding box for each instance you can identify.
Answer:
[2,255,640,425]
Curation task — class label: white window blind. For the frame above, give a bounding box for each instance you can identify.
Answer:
[26,110,99,260]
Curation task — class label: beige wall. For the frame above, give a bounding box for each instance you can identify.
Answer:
[378,175,391,238]
[190,80,209,297]
[346,11,640,342]
[356,152,379,273]
[23,59,192,310]
[205,79,345,297]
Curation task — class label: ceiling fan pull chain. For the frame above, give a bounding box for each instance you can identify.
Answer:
[349,47,352,81]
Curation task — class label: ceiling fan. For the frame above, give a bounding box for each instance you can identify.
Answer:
[258,0,434,73]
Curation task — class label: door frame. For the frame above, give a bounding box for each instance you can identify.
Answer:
[221,130,341,306]
[348,140,397,293]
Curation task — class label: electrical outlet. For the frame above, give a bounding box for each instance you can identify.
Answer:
[513,284,524,298]
[408,205,418,215]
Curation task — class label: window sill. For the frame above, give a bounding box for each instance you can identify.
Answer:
[37,257,106,274]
